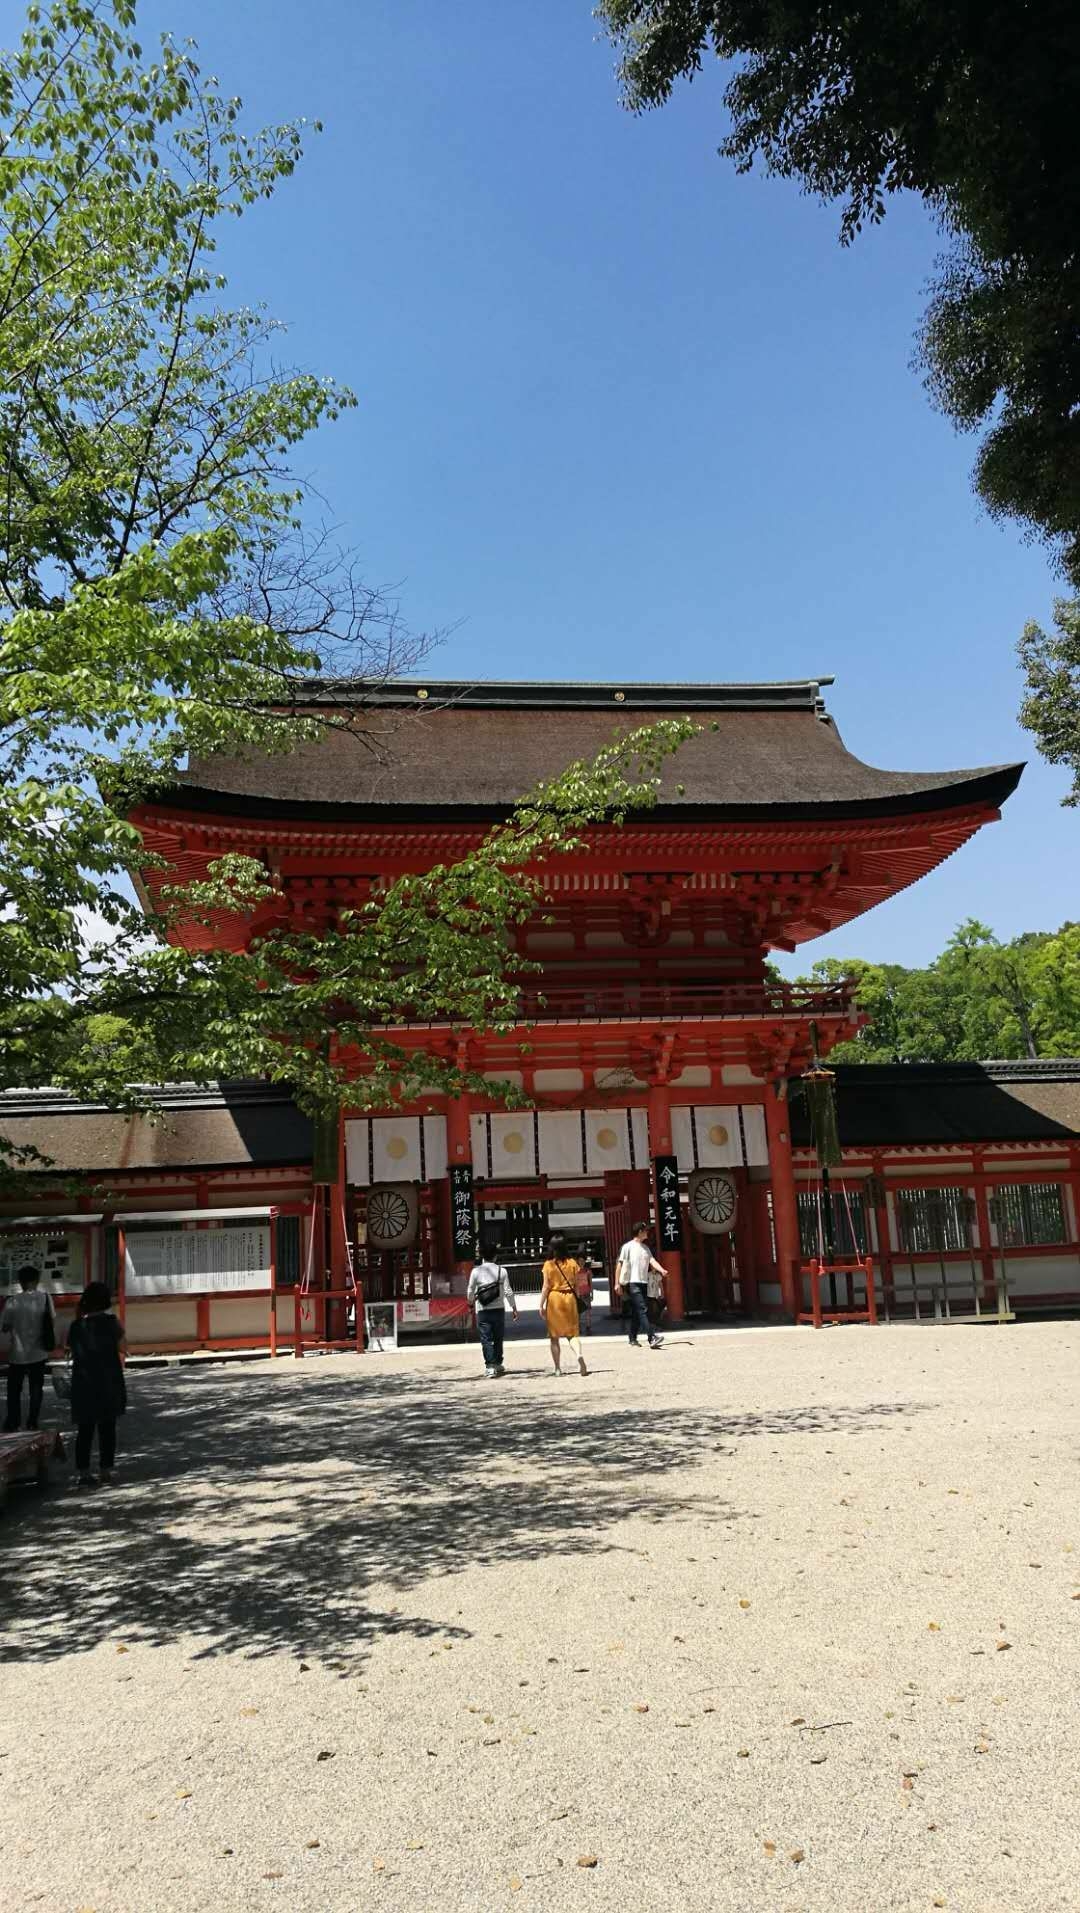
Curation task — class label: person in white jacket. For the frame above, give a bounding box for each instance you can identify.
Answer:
[2,1266,56,1431]
[466,1241,518,1379]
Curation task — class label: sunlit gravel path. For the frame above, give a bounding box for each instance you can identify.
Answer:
[3,1319,1080,1912]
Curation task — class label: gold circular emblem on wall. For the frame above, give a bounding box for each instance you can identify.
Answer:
[596,1127,619,1150]
[708,1123,729,1148]
[502,1130,525,1154]
[385,1135,409,1161]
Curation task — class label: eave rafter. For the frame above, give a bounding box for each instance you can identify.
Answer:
[129,800,1004,957]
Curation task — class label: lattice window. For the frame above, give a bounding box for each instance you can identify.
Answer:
[797,1188,867,1259]
[895,1186,972,1254]
[991,1182,1068,1248]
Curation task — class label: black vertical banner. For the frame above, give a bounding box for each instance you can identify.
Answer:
[654,1155,683,1254]
[450,1164,476,1259]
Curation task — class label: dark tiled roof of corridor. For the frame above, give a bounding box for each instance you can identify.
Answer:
[790,1061,1080,1148]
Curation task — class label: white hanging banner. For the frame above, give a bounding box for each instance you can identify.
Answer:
[345,1116,447,1188]
[673,1106,741,1170]
[694,1107,745,1168]
[469,1113,491,1178]
[671,1107,694,1170]
[583,1108,646,1173]
[421,1115,449,1183]
[740,1104,769,1167]
[344,1120,368,1185]
[538,1111,585,1176]
[671,1104,768,1171]
[373,1117,423,1184]
[486,1112,539,1178]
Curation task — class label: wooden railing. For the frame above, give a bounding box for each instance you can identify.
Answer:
[379,977,855,1030]
[510,980,855,1023]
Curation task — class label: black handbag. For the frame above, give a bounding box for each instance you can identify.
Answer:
[474,1267,503,1308]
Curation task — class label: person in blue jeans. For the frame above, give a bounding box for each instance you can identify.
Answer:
[615,1223,666,1349]
[467,1243,519,1378]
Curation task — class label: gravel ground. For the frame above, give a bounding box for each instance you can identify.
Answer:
[2,1320,1080,1913]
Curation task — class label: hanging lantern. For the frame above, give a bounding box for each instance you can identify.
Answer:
[688,1168,738,1235]
[366,1183,420,1250]
[802,1066,842,1170]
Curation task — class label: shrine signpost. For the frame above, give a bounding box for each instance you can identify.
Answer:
[450,1165,476,1261]
[654,1155,683,1255]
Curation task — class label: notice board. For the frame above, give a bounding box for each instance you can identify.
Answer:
[124,1223,271,1295]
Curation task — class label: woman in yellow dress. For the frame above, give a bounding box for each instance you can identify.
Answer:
[539,1234,588,1377]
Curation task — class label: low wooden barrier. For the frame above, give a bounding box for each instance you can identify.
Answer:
[798,1256,878,1329]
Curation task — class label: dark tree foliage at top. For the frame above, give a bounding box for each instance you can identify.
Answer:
[598,2,1080,585]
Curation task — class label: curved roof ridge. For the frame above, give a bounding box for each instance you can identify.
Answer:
[291,676,835,711]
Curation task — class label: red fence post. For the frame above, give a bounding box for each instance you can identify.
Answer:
[864,1255,878,1326]
[809,1258,823,1330]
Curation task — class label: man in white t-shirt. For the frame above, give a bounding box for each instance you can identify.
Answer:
[466,1241,519,1379]
[615,1223,666,1349]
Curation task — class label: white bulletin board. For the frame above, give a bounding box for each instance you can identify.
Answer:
[124,1223,271,1295]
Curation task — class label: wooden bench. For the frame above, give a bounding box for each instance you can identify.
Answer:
[0,1428,64,1509]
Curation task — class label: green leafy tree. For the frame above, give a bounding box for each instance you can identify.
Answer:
[806,957,967,1065]
[1022,925,1080,1056]
[0,1,694,1174]
[1018,599,1080,805]
[597,3,1080,587]
[0,0,359,1062]
[803,921,1080,1063]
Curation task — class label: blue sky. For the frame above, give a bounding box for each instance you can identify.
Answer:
[135,0,1075,970]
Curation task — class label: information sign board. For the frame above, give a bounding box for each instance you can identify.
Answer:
[124,1223,271,1295]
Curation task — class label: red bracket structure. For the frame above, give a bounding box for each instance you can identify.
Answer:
[797,1256,878,1329]
[287,1286,366,1359]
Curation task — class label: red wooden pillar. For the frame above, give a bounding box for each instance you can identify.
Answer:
[870,1154,895,1311]
[734,1168,759,1313]
[764,1082,801,1321]
[329,1112,351,1292]
[1069,1144,1080,1284]
[115,1224,128,1335]
[268,1208,279,1359]
[445,1092,474,1278]
[195,1176,210,1345]
[646,1079,685,1321]
[972,1157,998,1308]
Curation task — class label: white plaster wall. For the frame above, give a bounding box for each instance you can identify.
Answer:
[1001,1254,1080,1299]
[210,1296,276,1340]
[125,1299,198,1345]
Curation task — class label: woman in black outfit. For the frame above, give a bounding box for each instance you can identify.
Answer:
[69,1280,126,1487]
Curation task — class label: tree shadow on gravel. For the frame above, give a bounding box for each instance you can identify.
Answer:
[0,1362,931,1671]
